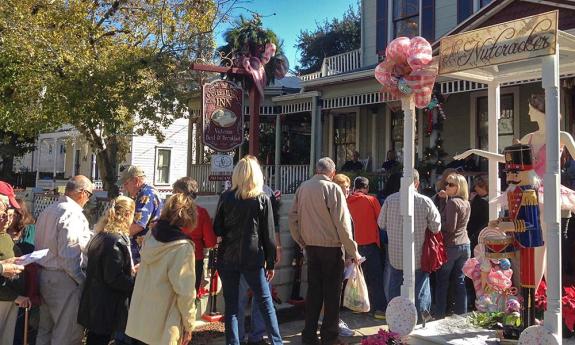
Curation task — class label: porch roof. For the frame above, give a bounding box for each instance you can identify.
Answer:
[437,30,575,83]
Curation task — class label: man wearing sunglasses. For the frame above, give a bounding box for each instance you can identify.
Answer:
[35,175,94,345]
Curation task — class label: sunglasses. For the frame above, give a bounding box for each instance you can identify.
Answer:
[83,189,94,198]
[446,182,458,188]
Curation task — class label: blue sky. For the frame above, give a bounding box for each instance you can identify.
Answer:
[215,0,357,70]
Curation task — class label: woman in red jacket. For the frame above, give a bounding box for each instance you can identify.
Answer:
[173,177,218,292]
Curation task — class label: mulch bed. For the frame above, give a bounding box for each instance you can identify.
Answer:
[191,304,306,344]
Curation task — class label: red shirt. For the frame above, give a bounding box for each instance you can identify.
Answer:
[182,206,218,260]
[347,192,382,246]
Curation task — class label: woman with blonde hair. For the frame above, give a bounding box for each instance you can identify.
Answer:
[214,155,282,345]
[125,193,197,345]
[78,196,136,345]
[433,173,471,319]
[333,174,351,197]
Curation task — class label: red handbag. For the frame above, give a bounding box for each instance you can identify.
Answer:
[421,229,447,273]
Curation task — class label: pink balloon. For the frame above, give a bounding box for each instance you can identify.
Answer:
[405,66,437,108]
[385,37,411,64]
[407,36,433,71]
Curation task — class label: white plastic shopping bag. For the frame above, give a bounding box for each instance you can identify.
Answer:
[343,263,370,313]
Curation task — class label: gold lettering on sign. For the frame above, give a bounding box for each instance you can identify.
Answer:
[439,11,558,74]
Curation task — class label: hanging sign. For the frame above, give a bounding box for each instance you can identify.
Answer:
[209,153,234,181]
[203,80,244,151]
[439,10,558,74]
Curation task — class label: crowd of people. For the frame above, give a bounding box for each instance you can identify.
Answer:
[0,153,496,345]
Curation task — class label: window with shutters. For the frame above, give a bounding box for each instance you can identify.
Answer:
[376,0,389,54]
[457,0,473,23]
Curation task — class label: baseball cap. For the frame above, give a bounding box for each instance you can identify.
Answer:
[0,181,20,209]
[118,166,146,185]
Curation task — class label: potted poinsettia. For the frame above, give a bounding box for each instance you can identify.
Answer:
[534,279,575,335]
[361,329,406,345]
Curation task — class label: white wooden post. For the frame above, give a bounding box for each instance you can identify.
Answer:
[275,114,282,190]
[542,51,562,341]
[487,82,501,219]
[310,99,317,174]
[400,95,415,303]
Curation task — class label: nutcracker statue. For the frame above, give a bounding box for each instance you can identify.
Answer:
[494,144,544,329]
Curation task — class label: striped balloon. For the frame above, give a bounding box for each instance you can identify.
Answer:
[407,36,433,70]
[385,37,411,64]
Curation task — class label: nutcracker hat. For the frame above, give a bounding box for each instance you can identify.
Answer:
[504,144,533,172]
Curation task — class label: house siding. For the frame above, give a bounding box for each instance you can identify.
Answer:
[363,0,379,66]
[435,0,458,39]
[130,118,189,189]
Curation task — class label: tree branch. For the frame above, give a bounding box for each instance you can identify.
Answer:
[95,0,127,30]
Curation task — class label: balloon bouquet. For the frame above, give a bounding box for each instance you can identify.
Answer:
[374,36,438,108]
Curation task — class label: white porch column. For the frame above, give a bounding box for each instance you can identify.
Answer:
[487,82,501,219]
[310,96,319,173]
[542,51,562,341]
[274,114,282,190]
[315,97,322,160]
[400,96,416,303]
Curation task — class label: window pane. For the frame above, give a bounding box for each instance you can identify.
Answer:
[156,149,171,184]
[395,16,419,37]
[394,0,419,19]
[480,0,492,7]
[476,94,514,153]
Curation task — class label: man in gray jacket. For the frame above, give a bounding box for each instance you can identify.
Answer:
[289,157,360,345]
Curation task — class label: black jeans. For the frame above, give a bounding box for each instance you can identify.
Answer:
[86,331,111,345]
[302,246,344,345]
[195,259,204,292]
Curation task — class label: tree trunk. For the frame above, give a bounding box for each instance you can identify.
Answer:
[0,155,15,184]
[96,138,121,198]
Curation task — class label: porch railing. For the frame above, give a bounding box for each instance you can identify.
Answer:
[300,49,362,81]
[189,164,310,194]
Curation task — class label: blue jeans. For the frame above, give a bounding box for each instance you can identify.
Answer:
[238,275,267,342]
[433,244,470,318]
[387,263,431,318]
[358,243,387,312]
[219,267,282,345]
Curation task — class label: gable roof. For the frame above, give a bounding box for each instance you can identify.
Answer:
[432,0,575,53]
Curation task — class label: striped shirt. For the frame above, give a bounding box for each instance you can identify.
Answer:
[378,191,441,270]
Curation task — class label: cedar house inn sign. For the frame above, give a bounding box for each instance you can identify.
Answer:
[439,11,558,74]
[203,80,244,152]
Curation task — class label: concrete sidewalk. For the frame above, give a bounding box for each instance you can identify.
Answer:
[202,309,387,345]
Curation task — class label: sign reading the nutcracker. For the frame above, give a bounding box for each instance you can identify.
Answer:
[203,80,244,151]
[439,11,557,74]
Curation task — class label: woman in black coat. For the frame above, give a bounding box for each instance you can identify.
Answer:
[78,196,136,345]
